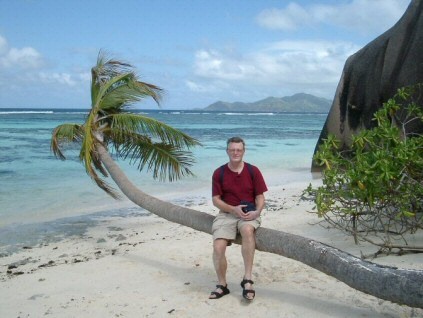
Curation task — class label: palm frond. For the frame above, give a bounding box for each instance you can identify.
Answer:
[139,144,195,182]
[51,123,84,160]
[107,113,200,149]
[89,164,121,199]
[112,132,196,181]
[91,51,162,113]
[135,80,162,104]
[95,51,132,80]
[79,131,120,198]
[98,74,143,111]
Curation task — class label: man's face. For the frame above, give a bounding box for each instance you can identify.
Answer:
[226,142,245,163]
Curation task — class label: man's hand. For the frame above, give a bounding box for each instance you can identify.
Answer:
[239,208,260,221]
[232,205,248,218]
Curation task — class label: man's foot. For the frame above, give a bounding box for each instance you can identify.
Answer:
[209,284,230,299]
[240,279,255,301]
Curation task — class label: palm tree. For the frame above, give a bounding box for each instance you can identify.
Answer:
[51,51,423,309]
[51,51,200,199]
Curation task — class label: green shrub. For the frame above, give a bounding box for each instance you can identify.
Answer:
[308,85,423,254]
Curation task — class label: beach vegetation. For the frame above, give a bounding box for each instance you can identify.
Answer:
[310,84,423,255]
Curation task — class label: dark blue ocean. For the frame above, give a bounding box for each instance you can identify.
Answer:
[0,108,326,250]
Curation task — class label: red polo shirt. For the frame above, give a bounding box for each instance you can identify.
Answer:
[212,163,268,206]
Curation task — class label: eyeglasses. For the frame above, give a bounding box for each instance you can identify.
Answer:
[227,149,244,153]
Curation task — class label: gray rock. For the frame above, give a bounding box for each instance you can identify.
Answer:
[312,0,423,170]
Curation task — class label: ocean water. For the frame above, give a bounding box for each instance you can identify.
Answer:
[0,108,326,251]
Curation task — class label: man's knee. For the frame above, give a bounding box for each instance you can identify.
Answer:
[239,225,256,238]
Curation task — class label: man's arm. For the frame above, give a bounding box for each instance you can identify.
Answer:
[212,194,265,220]
[212,195,246,218]
[254,194,265,215]
[241,193,265,221]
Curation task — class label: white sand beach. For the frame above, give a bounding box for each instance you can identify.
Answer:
[1,180,422,318]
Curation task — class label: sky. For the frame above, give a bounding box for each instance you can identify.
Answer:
[0,0,412,110]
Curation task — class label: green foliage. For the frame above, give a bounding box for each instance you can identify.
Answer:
[51,51,201,198]
[309,85,423,251]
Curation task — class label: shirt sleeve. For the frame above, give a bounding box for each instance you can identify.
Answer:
[252,165,268,195]
[212,168,222,197]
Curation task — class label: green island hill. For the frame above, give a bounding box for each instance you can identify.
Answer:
[202,93,331,113]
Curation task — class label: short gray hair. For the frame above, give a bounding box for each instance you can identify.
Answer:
[226,136,245,149]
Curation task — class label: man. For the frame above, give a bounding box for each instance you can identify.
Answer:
[209,136,267,301]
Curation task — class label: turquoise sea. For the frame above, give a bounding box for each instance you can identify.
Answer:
[0,108,326,252]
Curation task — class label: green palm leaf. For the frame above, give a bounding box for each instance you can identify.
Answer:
[106,113,199,148]
[51,50,200,198]
[108,131,196,181]
[51,123,84,160]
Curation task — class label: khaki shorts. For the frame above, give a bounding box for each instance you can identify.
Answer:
[212,211,261,241]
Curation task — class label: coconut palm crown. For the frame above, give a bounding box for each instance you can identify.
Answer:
[51,51,200,198]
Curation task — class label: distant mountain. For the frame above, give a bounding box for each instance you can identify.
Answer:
[203,93,332,113]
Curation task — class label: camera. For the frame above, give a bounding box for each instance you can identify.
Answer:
[240,200,256,213]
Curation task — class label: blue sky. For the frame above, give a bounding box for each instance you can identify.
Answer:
[0,0,411,109]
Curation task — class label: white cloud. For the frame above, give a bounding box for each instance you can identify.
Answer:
[262,40,358,81]
[193,50,260,81]
[0,36,44,69]
[256,3,311,31]
[256,0,410,35]
[78,71,91,82]
[186,79,230,93]
[0,34,89,90]
[186,80,212,93]
[190,40,360,99]
[39,72,77,86]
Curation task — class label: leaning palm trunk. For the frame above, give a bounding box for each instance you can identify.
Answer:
[98,144,423,309]
[97,144,212,232]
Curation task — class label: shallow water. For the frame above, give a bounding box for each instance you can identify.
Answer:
[0,108,326,249]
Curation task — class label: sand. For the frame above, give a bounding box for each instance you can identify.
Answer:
[1,180,422,318]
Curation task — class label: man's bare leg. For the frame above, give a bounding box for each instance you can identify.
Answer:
[209,238,229,299]
[240,225,256,300]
